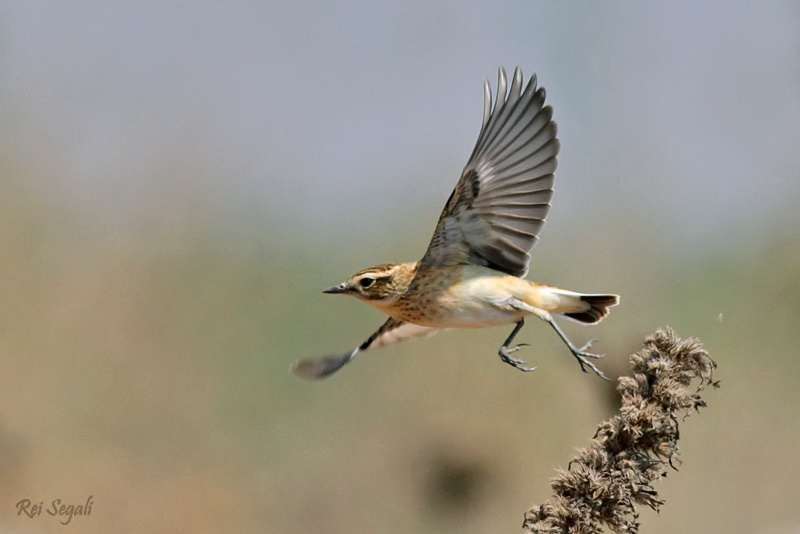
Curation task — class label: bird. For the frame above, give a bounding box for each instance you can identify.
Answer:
[293,67,619,381]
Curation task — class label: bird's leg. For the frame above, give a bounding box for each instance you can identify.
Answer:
[498,319,536,372]
[546,318,609,380]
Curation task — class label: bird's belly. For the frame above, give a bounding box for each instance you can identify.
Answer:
[425,273,531,328]
[434,303,522,328]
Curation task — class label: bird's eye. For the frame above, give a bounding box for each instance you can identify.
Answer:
[358,277,375,289]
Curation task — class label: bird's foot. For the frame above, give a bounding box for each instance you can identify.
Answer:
[498,344,537,372]
[568,341,609,380]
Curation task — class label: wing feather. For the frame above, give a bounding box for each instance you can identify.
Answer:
[292,318,438,380]
[419,67,559,277]
[366,319,439,350]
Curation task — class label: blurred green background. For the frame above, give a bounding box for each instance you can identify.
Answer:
[2,2,800,533]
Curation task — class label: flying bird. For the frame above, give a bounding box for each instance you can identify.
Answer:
[293,67,619,380]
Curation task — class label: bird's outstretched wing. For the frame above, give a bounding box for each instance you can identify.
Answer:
[418,67,559,278]
[292,318,438,380]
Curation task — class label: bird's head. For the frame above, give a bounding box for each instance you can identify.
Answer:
[323,263,416,306]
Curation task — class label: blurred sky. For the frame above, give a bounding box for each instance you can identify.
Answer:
[2,1,799,248]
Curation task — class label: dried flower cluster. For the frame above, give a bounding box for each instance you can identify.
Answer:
[523,327,719,534]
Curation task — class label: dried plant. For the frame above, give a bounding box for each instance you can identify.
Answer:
[523,327,719,534]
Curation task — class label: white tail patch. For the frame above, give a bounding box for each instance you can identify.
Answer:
[530,287,619,324]
[537,287,591,314]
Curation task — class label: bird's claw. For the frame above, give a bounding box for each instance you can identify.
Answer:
[570,346,609,380]
[578,339,601,355]
[499,345,537,372]
[503,343,529,354]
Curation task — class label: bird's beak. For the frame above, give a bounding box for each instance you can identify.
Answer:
[323,283,348,294]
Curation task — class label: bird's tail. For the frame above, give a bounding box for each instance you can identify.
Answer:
[562,293,620,324]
